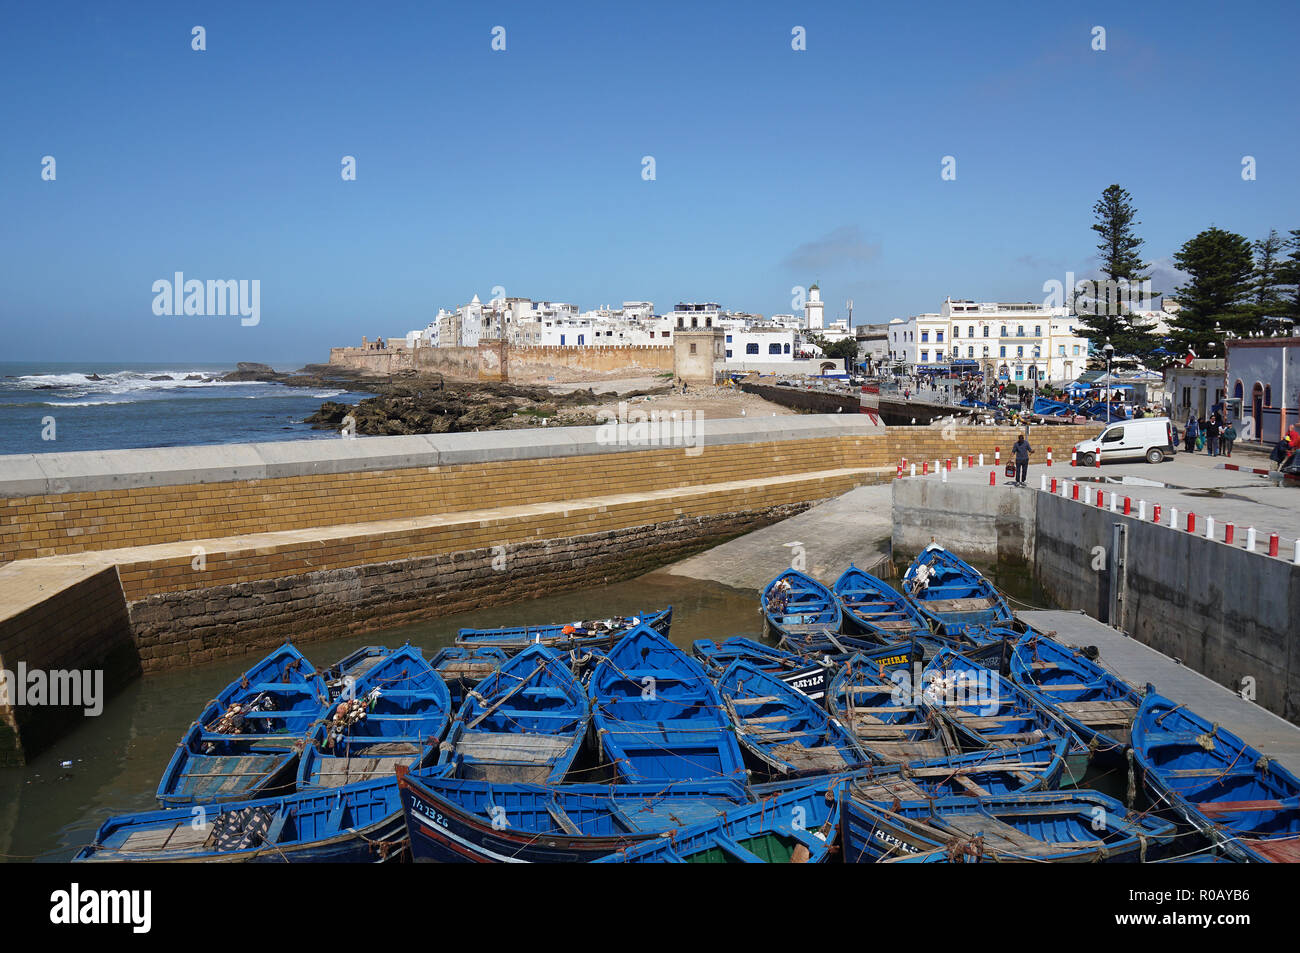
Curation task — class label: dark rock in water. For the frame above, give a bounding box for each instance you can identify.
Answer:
[87,373,103,381]
[220,362,279,382]
[185,374,204,381]
[149,375,174,381]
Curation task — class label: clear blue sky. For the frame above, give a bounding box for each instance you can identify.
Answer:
[1,1,1296,365]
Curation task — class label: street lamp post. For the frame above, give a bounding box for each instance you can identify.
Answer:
[1103,340,1115,421]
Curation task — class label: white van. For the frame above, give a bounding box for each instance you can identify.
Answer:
[1074,417,1177,466]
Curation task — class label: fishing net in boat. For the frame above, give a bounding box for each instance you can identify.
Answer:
[210,807,273,852]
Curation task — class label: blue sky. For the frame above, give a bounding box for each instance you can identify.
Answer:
[1,1,1296,365]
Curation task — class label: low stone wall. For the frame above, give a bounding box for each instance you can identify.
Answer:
[0,565,139,765]
[128,503,812,671]
[738,382,859,414]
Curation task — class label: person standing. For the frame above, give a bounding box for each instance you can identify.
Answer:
[1206,415,1220,457]
[1012,433,1033,487]
[1222,419,1237,457]
[1184,415,1199,453]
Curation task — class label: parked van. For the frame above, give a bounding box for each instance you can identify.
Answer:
[1074,417,1177,466]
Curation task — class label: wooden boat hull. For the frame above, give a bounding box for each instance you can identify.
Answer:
[841,790,1176,863]
[718,660,866,778]
[761,570,843,641]
[902,544,1013,638]
[77,778,410,863]
[593,784,841,863]
[456,607,672,653]
[1132,686,1300,863]
[1010,631,1141,765]
[590,624,745,785]
[397,770,748,863]
[832,565,930,643]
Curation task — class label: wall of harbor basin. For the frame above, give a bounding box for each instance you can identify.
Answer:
[1034,493,1300,724]
[0,567,139,766]
[127,502,810,671]
[892,478,1300,723]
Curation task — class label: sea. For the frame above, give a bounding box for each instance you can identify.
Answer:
[0,362,373,455]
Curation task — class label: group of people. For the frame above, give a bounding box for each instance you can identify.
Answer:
[1181,408,1237,457]
[1272,424,1300,472]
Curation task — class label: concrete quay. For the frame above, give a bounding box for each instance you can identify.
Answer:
[1020,609,1300,775]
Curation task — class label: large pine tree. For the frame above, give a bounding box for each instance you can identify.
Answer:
[1168,227,1255,357]
[1251,229,1289,334]
[1276,228,1300,327]
[1077,185,1159,368]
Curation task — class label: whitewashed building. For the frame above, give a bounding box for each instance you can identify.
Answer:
[887,299,1090,383]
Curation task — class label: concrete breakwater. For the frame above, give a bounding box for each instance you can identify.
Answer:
[0,416,1099,763]
[893,472,1300,724]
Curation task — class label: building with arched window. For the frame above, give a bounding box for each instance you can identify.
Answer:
[1225,336,1300,443]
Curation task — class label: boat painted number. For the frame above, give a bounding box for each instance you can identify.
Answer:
[412,799,449,829]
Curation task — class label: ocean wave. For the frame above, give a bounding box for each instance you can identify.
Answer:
[12,371,244,395]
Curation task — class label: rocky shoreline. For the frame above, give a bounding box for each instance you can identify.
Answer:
[224,362,669,436]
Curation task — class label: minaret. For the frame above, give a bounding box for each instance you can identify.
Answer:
[805,282,824,330]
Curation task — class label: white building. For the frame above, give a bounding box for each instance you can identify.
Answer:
[887,298,1090,384]
[804,284,825,330]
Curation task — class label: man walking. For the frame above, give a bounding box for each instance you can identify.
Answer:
[1012,432,1033,487]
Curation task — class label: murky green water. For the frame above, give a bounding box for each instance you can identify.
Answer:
[0,571,761,862]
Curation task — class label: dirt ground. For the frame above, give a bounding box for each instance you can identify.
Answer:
[580,380,799,421]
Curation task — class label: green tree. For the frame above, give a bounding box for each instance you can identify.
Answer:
[1168,227,1255,357]
[808,334,860,363]
[1076,185,1159,367]
[1276,228,1300,325]
[1251,229,1290,334]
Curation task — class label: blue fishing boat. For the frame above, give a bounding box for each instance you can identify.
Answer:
[832,565,930,643]
[439,643,590,784]
[691,637,808,678]
[922,647,1091,785]
[1009,631,1141,763]
[826,651,959,765]
[156,644,329,807]
[298,644,452,789]
[322,645,393,698]
[429,645,508,709]
[902,544,1013,638]
[589,623,746,785]
[77,776,411,863]
[456,606,672,653]
[593,784,842,863]
[717,660,866,777]
[761,570,843,643]
[1132,686,1300,863]
[752,740,1068,800]
[397,768,749,863]
[841,790,1176,863]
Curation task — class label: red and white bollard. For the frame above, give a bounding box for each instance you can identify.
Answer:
[1096,490,1104,508]
[1186,512,1196,534]
[967,455,973,468]
[1153,504,1162,523]
[1071,447,1078,467]
[945,458,952,472]
[1246,527,1257,552]
[1269,533,1279,557]
[1225,523,1235,545]
[1205,516,1215,540]
[1050,478,1057,494]
[897,460,903,478]
[922,461,928,475]
[1137,500,1146,520]
[995,447,1001,466]
[1095,447,1102,468]
[1123,497,1131,515]
[989,470,995,486]
[1046,447,1053,467]
[1072,483,1080,501]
